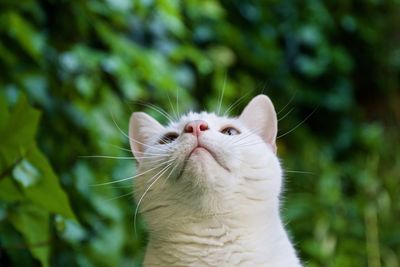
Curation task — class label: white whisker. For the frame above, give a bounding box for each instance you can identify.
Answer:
[110,112,171,153]
[91,158,174,186]
[79,155,134,160]
[217,72,227,115]
[167,93,179,121]
[80,153,170,161]
[134,162,174,234]
[277,106,319,139]
[277,91,297,115]
[135,151,173,156]
[98,141,133,153]
[134,101,175,124]
[285,170,315,175]
[176,88,180,117]
[160,160,180,188]
[229,127,263,146]
[106,190,134,202]
[223,91,251,116]
[260,80,269,95]
[278,107,294,121]
[146,157,177,184]
[108,184,135,189]
[234,141,267,148]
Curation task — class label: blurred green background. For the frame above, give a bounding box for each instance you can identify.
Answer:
[0,0,399,266]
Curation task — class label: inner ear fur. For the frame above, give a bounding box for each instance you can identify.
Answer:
[129,112,164,163]
[239,94,278,153]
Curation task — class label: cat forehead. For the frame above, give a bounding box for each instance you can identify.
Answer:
[167,112,238,130]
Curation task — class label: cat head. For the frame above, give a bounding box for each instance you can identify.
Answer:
[129,95,283,226]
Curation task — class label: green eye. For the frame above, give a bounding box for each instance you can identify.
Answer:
[221,127,240,136]
[159,133,179,144]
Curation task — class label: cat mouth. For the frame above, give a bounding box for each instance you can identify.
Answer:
[175,144,230,180]
[187,144,230,172]
[189,146,210,156]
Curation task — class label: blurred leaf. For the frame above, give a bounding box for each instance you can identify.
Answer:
[2,11,45,62]
[0,178,23,202]
[0,94,40,172]
[9,204,50,267]
[19,146,76,219]
[0,94,9,130]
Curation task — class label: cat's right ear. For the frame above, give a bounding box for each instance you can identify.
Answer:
[239,95,278,153]
[129,112,164,163]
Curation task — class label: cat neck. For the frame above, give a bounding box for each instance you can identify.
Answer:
[141,171,285,242]
[143,209,301,266]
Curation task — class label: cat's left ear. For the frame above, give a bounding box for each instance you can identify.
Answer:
[129,112,164,163]
[239,94,277,153]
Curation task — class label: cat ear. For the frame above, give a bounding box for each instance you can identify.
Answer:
[239,95,278,153]
[129,112,164,163]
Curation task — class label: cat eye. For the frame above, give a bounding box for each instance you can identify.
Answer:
[159,132,179,144]
[221,127,240,136]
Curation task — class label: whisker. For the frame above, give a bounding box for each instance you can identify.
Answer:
[106,190,134,202]
[277,106,319,139]
[217,72,227,115]
[133,101,175,124]
[108,184,135,189]
[277,91,297,115]
[260,80,270,95]
[110,146,132,153]
[80,153,170,161]
[160,160,180,188]
[110,112,171,153]
[285,170,315,175]
[176,88,180,117]
[134,162,174,234]
[167,93,179,121]
[130,148,175,157]
[278,107,294,122]
[146,157,177,184]
[234,141,267,148]
[223,91,251,117]
[229,127,263,145]
[79,155,134,160]
[97,141,133,153]
[132,149,175,156]
[91,158,174,186]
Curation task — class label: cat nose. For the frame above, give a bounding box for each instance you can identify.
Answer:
[184,120,209,136]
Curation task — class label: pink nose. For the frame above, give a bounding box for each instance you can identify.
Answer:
[184,120,209,136]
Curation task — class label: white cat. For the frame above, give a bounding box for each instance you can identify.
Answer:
[129,95,302,266]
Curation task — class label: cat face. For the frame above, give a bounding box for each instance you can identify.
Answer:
[129,95,283,223]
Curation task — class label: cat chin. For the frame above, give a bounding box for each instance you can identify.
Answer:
[180,151,229,186]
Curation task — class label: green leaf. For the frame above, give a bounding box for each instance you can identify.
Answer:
[9,204,50,267]
[0,93,9,131]
[0,178,24,202]
[0,93,76,219]
[0,94,40,172]
[18,146,76,219]
[2,11,45,62]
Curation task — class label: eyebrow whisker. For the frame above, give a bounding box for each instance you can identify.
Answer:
[277,106,319,139]
[132,101,175,124]
[278,107,294,122]
[277,90,297,115]
[110,112,172,152]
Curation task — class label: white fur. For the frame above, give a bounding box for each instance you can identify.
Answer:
[129,95,302,266]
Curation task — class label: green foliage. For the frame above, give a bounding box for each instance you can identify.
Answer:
[0,0,399,266]
[0,94,75,266]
